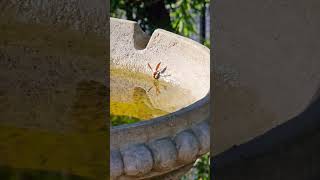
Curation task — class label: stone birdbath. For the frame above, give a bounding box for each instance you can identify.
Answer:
[110,18,210,179]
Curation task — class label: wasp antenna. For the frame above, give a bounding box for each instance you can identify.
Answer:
[155,62,161,71]
[147,63,153,71]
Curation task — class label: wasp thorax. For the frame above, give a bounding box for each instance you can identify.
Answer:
[153,72,160,79]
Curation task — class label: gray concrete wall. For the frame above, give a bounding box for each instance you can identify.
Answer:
[212,0,320,155]
[212,0,320,179]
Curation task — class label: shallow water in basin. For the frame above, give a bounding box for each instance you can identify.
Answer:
[110,68,195,126]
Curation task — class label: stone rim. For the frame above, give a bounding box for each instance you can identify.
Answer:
[110,120,210,179]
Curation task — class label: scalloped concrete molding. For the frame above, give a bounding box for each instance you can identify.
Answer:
[110,18,210,179]
[213,0,320,156]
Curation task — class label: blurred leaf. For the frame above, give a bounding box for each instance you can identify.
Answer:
[181,153,210,180]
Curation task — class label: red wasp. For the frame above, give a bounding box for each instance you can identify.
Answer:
[147,62,167,79]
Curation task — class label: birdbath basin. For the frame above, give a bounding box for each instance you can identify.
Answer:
[110,18,210,179]
[0,1,108,179]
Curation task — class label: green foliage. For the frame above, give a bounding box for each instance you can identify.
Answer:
[181,153,210,180]
[110,0,126,18]
[194,153,210,180]
[168,0,209,37]
[111,114,141,126]
[111,0,163,33]
[204,39,210,48]
[169,0,197,37]
[111,0,210,39]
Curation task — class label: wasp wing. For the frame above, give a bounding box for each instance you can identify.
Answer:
[155,62,161,71]
[160,66,167,74]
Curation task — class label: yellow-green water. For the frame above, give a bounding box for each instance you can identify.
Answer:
[111,87,167,119]
[110,68,192,126]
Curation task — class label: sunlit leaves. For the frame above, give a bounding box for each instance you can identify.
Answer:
[167,0,209,38]
[110,0,126,18]
[204,39,210,48]
[111,0,209,41]
[168,0,197,37]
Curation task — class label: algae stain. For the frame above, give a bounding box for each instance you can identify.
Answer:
[111,87,167,121]
[70,80,108,133]
[110,68,174,126]
[0,125,107,179]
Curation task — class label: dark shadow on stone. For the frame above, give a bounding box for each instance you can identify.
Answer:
[133,24,150,50]
[0,166,89,180]
[212,95,320,180]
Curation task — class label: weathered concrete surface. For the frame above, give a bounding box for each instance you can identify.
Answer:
[212,0,320,155]
[0,0,108,133]
[0,0,108,37]
[0,0,108,179]
[110,18,210,179]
